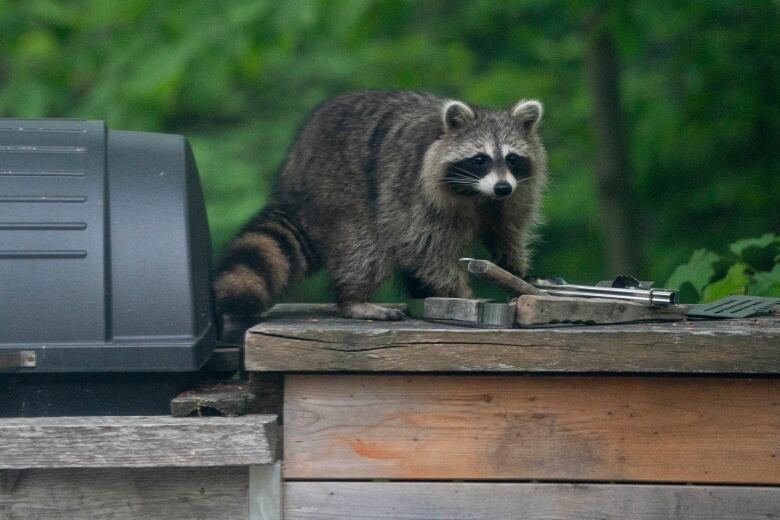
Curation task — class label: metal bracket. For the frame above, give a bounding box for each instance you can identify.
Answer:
[0,351,36,370]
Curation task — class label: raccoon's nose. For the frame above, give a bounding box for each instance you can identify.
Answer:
[494,181,513,197]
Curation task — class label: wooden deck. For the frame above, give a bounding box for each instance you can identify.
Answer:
[245,304,780,519]
[283,374,779,483]
[284,482,780,520]
[5,304,776,519]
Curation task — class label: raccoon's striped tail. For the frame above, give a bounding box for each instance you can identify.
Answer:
[213,206,315,321]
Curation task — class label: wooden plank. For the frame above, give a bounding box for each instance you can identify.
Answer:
[171,382,256,417]
[249,463,281,520]
[284,482,780,520]
[283,375,780,483]
[245,304,780,373]
[0,469,22,493]
[0,466,248,520]
[515,294,685,326]
[0,415,277,469]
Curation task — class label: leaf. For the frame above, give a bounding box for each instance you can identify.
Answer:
[664,249,719,296]
[677,281,700,305]
[729,233,779,256]
[748,264,780,297]
[741,245,780,272]
[701,263,750,302]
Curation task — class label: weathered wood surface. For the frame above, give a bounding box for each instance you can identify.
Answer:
[250,462,281,520]
[0,415,277,469]
[284,482,780,520]
[516,294,685,326]
[284,375,780,482]
[245,304,780,373]
[0,466,248,520]
[421,297,483,324]
[171,382,256,417]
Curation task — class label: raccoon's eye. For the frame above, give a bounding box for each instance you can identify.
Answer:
[471,154,489,166]
[506,153,530,174]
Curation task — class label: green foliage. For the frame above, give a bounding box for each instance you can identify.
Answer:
[1,1,778,301]
[664,249,719,303]
[665,234,780,303]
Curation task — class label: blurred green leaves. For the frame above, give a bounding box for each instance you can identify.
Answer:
[665,249,719,303]
[1,0,778,301]
[666,234,780,302]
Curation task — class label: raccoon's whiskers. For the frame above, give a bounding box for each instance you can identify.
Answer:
[444,178,478,185]
[443,180,479,188]
[443,172,480,183]
[448,165,481,178]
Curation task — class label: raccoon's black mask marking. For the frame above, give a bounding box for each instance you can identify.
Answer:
[507,154,532,179]
[443,155,491,195]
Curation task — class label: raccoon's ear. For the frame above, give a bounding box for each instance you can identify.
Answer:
[511,99,543,131]
[442,100,475,132]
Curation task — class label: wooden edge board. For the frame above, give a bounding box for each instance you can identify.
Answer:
[283,375,780,483]
[0,415,278,469]
[0,467,248,520]
[245,314,780,373]
[250,462,282,520]
[284,482,780,520]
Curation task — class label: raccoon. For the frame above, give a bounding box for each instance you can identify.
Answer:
[214,90,547,324]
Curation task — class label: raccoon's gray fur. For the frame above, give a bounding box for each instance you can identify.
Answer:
[214,90,547,322]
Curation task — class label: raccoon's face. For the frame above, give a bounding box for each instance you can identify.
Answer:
[435,99,543,200]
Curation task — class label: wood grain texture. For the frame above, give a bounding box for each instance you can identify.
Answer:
[245,304,780,373]
[284,482,780,520]
[0,415,277,469]
[515,294,685,326]
[250,462,281,520]
[283,375,780,483]
[0,466,248,520]
[171,383,256,417]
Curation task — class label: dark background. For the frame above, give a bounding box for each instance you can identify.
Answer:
[2,0,777,302]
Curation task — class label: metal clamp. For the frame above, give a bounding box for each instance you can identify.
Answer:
[0,351,37,370]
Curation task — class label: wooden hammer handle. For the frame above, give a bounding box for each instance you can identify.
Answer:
[460,258,548,296]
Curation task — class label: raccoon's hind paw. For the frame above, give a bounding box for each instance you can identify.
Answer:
[339,302,405,321]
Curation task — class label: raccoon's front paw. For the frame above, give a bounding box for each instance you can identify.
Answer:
[339,302,405,321]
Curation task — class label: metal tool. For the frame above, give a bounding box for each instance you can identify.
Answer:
[595,274,654,290]
[461,258,677,307]
[529,281,677,306]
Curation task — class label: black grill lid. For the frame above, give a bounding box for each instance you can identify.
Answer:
[0,119,215,372]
